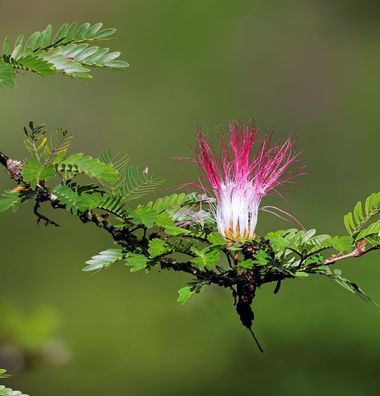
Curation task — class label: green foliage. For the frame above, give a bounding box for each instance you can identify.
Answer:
[99,149,130,192]
[122,166,165,202]
[144,193,188,212]
[0,60,16,89]
[125,253,148,272]
[57,153,118,183]
[191,246,220,270]
[22,158,56,189]
[53,183,103,215]
[0,191,21,213]
[97,194,126,218]
[0,370,9,380]
[207,232,227,247]
[23,122,73,169]
[317,267,376,305]
[0,22,128,88]
[177,282,203,305]
[83,248,123,272]
[344,192,380,242]
[148,238,170,258]
[177,286,196,305]
[252,250,270,265]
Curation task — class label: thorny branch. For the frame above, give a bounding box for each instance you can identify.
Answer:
[0,150,378,351]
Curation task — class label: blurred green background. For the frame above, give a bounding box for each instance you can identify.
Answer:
[0,0,379,395]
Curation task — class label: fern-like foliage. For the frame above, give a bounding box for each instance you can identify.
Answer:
[144,193,188,213]
[83,248,123,272]
[0,22,128,88]
[57,153,118,183]
[122,166,165,202]
[344,192,380,243]
[53,183,103,215]
[97,194,126,217]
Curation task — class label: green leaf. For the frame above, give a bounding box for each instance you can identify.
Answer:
[317,268,377,305]
[252,250,270,265]
[265,230,288,254]
[0,191,21,213]
[98,194,126,217]
[1,22,129,85]
[22,158,56,189]
[239,259,254,270]
[145,193,188,213]
[122,166,164,202]
[356,220,380,242]
[148,238,169,258]
[83,248,123,272]
[13,55,55,76]
[0,369,10,379]
[294,271,309,278]
[53,183,103,215]
[0,59,16,89]
[2,37,10,55]
[329,236,353,253]
[164,225,191,236]
[191,247,220,270]
[10,34,24,59]
[177,286,196,305]
[58,153,118,183]
[207,232,227,246]
[344,192,380,237]
[125,253,148,272]
[132,207,158,228]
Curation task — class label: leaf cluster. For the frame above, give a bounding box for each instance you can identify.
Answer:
[0,22,128,88]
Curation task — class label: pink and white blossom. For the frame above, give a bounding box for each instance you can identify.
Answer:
[196,122,300,241]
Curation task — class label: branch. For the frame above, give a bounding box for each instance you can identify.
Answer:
[304,240,378,271]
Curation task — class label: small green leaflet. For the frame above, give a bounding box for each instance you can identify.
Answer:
[177,286,196,305]
[148,239,169,258]
[0,369,9,379]
[239,251,269,269]
[191,246,220,270]
[0,191,21,213]
[164,225,190,236]
[239,259,254,269]
[329,236,353,253]
[132,207,158,228]
[0,60,16,89]
[125,253,148,272]
[355,220,380,242]
[253,250,270,265]
[83,248,123,272]
[22,158,56,189]
[207,232,227,247]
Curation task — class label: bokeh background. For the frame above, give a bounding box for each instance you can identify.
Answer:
[0,1,379,395]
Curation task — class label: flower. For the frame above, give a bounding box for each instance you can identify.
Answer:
[196,122,300,242]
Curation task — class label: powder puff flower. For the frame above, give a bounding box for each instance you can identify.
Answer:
[196,122,300,242]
